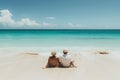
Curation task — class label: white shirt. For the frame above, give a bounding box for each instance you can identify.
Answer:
[59,54,71,67]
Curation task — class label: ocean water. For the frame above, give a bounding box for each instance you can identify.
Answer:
[0,29,120,56]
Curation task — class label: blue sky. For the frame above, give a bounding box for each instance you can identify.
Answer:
[0,0,120,29]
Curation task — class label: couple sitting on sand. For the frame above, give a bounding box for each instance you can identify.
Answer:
[46,50,76,68]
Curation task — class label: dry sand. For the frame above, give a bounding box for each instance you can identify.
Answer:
[0,52,120,80]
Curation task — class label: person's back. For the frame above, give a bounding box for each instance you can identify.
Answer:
[59,50,76,68]
[46,51,59,68]
[59,54,71,67]
[47,56,59,67]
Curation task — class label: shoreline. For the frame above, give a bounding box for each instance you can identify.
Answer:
[0,47,120,56]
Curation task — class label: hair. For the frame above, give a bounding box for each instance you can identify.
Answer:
[51,51,56,56]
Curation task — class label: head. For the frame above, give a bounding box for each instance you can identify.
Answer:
[63,50,68,54]
[51,51,57,56]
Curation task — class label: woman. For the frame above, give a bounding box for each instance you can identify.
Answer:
[46,51,60,68]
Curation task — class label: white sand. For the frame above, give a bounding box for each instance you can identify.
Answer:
[0,51,120,80]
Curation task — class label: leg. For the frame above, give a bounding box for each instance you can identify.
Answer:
[42,63,49,69]
[70,61,77,67]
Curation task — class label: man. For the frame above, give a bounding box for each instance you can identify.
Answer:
[46,51,60,68]
[59,50,76,68]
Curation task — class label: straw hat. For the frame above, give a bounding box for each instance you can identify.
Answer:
[51,51,56,56]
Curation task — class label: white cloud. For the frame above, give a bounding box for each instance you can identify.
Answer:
[0,9,58,28]
[68,22,81,27]
[42,22,57,27]
[45,17,56,20]
[0,9,15,26]
[16,18,40,27]
[0,9,41,27]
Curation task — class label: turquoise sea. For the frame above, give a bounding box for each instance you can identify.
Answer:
[0,29,120,48]
[0,29,120,57]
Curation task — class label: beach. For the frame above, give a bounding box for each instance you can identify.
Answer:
[1,0,120,79]
[0,29,120,80]
[0,49,120,80]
